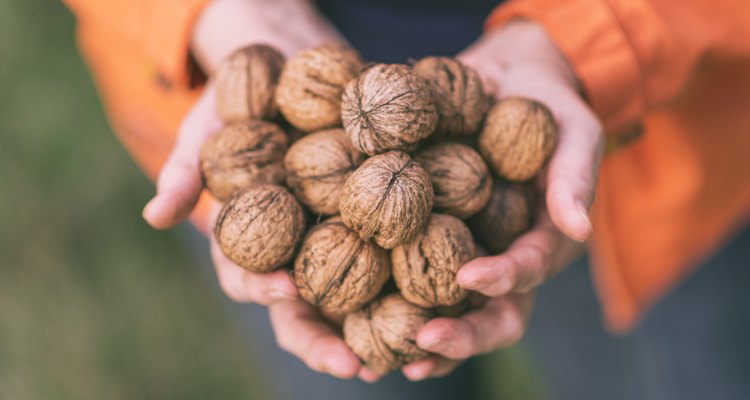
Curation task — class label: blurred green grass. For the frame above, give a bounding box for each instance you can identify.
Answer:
[0,1,546,399]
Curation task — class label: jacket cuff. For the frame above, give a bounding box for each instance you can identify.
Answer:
[144,0,212,89]
[486,0,644,131]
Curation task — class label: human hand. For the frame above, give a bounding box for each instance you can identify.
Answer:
[400,20,605,380]
[142,0,343,304]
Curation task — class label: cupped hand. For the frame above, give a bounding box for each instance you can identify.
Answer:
[401,20,605,380]
[142,0,343,304]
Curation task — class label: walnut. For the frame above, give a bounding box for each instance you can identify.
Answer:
[414,142,492,219]
[343,293,432,375]
[215,44,285,122]
[276,44,363,132]
[479,97,557,181]
[214,184,306,273]
[392,214,476,307]
[339,151,434,249]
[284,129,365,215]
[341,64,438,155]
[413,56,489,136]
[293,217,390,320]
[468,180,537,254]
[199,120,288,202]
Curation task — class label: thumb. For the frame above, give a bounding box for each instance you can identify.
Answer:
[143,86,223,229]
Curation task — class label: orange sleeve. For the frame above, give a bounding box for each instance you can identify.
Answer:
[62,0,211,89]
[486,0,750,131]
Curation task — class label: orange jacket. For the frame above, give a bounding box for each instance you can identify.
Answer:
[64,0,750,332]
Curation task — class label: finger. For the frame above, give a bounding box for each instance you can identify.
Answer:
[270,300,361,379]
[357,367,381,383]
[458,210,569,296]
[143,86,224,229]
[402,356,462,381]
[210,235,297,304]
[545,109,604,242]
[417,294,534,360]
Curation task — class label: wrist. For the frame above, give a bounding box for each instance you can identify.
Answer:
[191,0,343,75]
[460,19,580,96]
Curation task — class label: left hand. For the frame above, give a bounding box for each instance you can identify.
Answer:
[401,19,604,380]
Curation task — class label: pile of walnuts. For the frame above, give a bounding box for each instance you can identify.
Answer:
[202,44,557,375]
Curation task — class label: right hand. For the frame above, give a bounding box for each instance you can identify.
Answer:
[142,0,343,305]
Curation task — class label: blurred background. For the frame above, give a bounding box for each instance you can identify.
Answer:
[0,1,544,398]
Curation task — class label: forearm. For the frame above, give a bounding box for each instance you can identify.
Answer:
[191,0,344,75]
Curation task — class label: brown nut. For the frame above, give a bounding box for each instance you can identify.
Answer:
[479,97,557,181]
[339,151,434,249]
[293,217,390,319]
[414,142,492,219]
[392,214,476,307]
[341,64,438,155]
[468,180,537,254]
[343,293,432,375]
[214,184,306,273]
[215,44,285,122]
[276,44,363,132]
[413,56,489,136]
[199,120,288,202]
[284,129,365,215]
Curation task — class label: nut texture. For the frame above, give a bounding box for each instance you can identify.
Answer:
[276,44,363,132]
[293,217,390,319]
[341,64,438,155]
[215,44,285,122]
[392,214,476,307]
[413,56,489,136]
[468,180,537,254]
[199,120,288,202]
[214,185,306,273]
[343,293,432,375]
[414,142,492,219]
[339,151,434,249]
[479,97,557,181]
[284,129,365,215]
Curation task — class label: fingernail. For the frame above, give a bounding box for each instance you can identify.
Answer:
[404,368,428,382]
[421,336,448,353]
[142,199,156,221]
[326,357,354,379]
[576,202,592,242]
[268,289,295,301]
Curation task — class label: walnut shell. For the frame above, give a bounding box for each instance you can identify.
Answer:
[276,44,363,132]
[293,217,390,319]
[341,64,438,155]
[199,120,288,202]
[414,142,492,219]
[343,293,432,375]
[479,97,557,181]
[339,151,434,249]
[214,185,306,273]
[392,214,476,307]
[413,57,489,136]
[215,44,285,122]
[284,129,365,215]
[468,180,537,254]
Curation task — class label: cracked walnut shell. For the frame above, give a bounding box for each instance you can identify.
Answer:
[284,129,365,215]
[341,64,438,155]
[479,97,557,181]
[214,184,306,273]
[414,142,492,219]
[276,44,363,132]
[339,151,434,249]
[215,44,285,122]
[199,120,288,202]
[293,217,390,319]
[413,56,489,136]
[343,293,433,375]
[392,213,476,307]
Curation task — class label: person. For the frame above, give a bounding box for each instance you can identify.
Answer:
[63,0,750,398]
